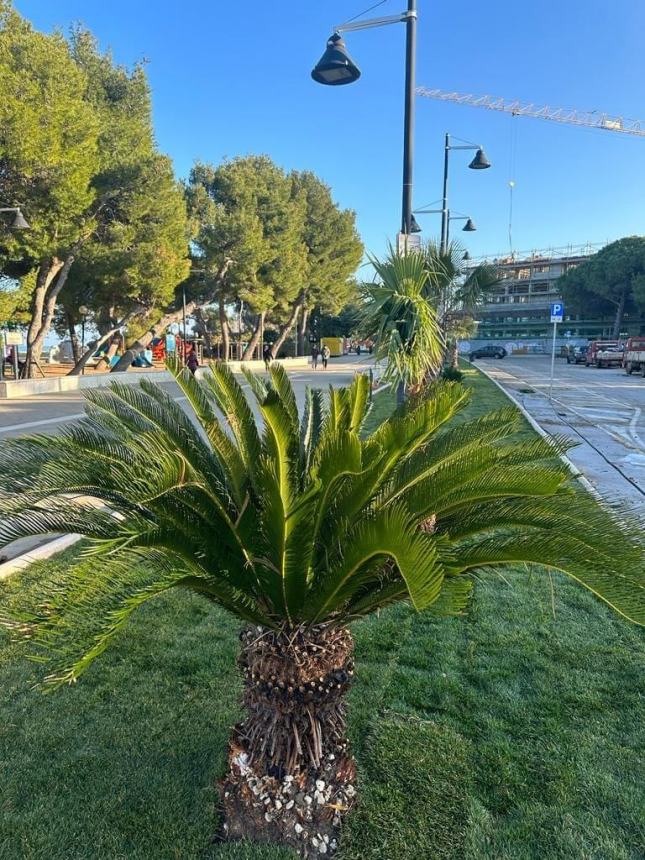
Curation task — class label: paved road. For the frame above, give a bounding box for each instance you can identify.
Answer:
[474,354,645,513]
[0,356,376,439]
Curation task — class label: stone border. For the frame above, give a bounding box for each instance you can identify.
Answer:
[0,357,311,399]
[0,534,81,580]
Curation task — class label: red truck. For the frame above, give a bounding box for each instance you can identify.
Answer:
[585,340,624,368]
[623,336,645,377]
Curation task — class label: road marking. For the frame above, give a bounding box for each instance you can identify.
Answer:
[0,395,188,435]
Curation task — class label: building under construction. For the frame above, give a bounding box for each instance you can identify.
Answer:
[468,243,645,345]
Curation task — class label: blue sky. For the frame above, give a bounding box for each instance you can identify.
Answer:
[15,0,645,261]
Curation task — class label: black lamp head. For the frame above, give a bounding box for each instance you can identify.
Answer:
[462,251,470,260]
[468,148,491,170]
[462,218,477,232]
[410,214,422,233]
[311,33,361,86]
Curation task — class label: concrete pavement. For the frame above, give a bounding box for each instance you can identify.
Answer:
[473,354,645,514]
[0,355,377,440]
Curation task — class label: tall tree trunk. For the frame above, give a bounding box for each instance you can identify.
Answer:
[270,294,304,359]
[67,312,81,364]
[242,311,266,361]
[221,624,356,855]
[297,307,309,357]
[110,260,232,372]
[67,309,144,375]
[219,294,231,361]
[612,289,627,339]
[23,257,64,378]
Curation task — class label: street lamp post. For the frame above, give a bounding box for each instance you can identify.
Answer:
[439,135,490,254]
[312,1,418,237]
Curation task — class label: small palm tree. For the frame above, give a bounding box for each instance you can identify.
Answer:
[422,240,500,369]
[1,362,643,855]
[361,247,444,401]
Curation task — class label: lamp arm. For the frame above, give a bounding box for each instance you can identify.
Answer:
[0,207,19,213]
[448,144,480,151]
[413,208,443,214]
[335,10,416,34]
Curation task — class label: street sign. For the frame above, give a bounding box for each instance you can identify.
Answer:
[550,302,564,323]
[4,331,23,345]
[396,232,422,254]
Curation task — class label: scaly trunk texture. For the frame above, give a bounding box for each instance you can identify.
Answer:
[449,340,459,369]
[221,624,356,857]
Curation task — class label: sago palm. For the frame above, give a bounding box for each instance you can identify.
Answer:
[1,361,643,857]
[361,247,444,400]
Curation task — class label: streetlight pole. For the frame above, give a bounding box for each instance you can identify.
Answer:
[312,3,418,238]
[438,135,491,254]
[401,0,417,236]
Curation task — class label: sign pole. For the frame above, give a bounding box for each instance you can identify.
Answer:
[549,320,557,401]
[548,301,564,401]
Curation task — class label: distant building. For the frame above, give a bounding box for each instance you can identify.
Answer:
[468,243,645,344]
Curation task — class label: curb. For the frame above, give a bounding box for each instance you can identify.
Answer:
[0,357,311,399]
[0,534,81,580]
[475,363,600,498]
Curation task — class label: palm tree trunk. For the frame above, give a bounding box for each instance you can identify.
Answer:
[450,341,459,369]
[221,624,356,855]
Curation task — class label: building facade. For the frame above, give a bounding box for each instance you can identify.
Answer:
[469,243,645,346]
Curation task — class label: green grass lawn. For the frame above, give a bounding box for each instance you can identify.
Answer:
[1,367,643,859]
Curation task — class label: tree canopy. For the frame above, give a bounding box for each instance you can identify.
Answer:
[558,237,645,338]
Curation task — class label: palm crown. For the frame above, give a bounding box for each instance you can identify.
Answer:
[1,361,643,688]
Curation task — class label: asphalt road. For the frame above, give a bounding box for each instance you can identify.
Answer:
[0,355,376,440]
[474,354,645,513]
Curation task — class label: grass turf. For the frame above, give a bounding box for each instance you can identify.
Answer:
[0,366,643,859]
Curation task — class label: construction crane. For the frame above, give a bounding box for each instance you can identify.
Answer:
[416,88,645,138]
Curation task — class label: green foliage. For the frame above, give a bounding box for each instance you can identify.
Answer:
[61,29,190,328]
[1,362,643,688]
[187,157,307,318]
[558,237,645,334]
[290,170,363,315]
[361,247,444,389]
[442,366,464,382]
[0,3,99,266]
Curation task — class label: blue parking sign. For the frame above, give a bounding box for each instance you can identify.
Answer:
[550,302,564,323]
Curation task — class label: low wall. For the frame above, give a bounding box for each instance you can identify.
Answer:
[0,357,310,399]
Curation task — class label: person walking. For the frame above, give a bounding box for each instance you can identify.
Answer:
[262,343,272,372]
[187,348,199,375]
[321,344,330,370]
[311,345,320,370]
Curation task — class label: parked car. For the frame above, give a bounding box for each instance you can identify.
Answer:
[623,336,645,377]
[469,345,507,360]
[585,340,623,368]
[566,345,588,364]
